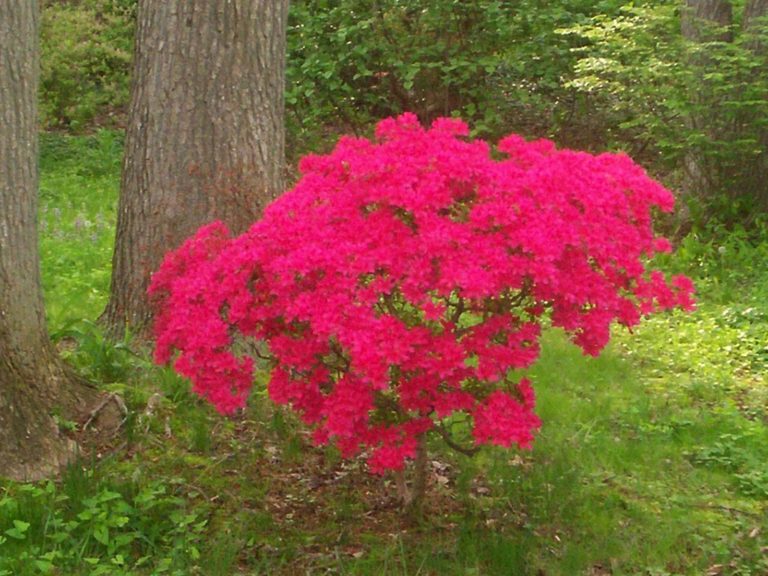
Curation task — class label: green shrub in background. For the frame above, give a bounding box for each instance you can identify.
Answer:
[286,0,627,158]
[38,0,768,227]
[561,2,768,222]
[39,0,627,145]
[40,0,135,131]
[287,0,514,132]
[558,3,685,160]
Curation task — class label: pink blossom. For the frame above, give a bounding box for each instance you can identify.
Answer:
[150,114,694,473]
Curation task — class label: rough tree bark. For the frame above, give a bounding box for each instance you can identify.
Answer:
[104,0,289,339]
[0,0,98,481]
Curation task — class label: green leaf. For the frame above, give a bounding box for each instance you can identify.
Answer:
[93,525,109,545]
[33,560,54,574]
[5,519,30,540]
[13,519,30,532]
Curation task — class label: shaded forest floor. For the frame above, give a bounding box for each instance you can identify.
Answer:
[1,131,766,575]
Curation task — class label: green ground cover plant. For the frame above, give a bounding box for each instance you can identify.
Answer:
[1,132,766,575]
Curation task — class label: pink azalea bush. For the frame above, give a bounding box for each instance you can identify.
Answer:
[150,114,694,474]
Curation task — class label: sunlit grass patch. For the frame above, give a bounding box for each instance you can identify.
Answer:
[39,130,122,332]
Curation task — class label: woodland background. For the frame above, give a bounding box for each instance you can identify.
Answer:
[0,1,767,574]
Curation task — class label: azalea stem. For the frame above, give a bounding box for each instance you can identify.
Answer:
[435,422,480,456]
[449,296,465,325]
[399,433,428,519]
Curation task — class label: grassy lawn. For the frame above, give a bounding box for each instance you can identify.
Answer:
[0,132,766,575]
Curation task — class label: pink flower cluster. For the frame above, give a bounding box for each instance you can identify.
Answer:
[149,114,694,473]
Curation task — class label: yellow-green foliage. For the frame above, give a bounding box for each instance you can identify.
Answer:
[40,0,134,130]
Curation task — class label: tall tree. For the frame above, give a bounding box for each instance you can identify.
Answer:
[682,0,768,212]
[682,0,733,40]
[681,0,733,201]
[104,1,289,339]
[743,0,768,33]
[742,0,768,210]
[0,0,98,481]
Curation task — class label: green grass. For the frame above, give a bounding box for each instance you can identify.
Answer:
[1,131,766,575]
[39,129,122,333]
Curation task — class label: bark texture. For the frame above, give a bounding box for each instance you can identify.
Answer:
[0,1,96,481]
[104,0,289,338]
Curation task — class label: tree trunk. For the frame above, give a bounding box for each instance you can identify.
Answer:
[681,0,734,202]
[743,0,768,32]
[396,434,429,519]
[0,0,97,481]
[104,0,289,339]
[682,0,733,41]
[742,0,768,211]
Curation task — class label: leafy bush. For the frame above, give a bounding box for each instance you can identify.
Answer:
[559,3,685,157]
[40,0,135,130]
[561,2,768,216]
[286,0,628,157]
[150,114,692,489]
[287,0,513,138]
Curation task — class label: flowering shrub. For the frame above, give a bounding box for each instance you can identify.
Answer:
[150,114,694,474]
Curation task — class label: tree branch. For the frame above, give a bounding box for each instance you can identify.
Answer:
[435,422,480,456]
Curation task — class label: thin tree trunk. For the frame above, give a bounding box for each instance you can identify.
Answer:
[396,434,429,518]
[743,0,768,32]
[104,1,288,340]
[742,0,768,210]
[682,0,733,41]
[681,0,734,201]
[0,0,98,481]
